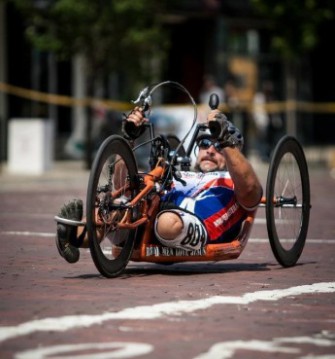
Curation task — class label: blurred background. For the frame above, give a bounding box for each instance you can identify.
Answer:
[0,0,334,171]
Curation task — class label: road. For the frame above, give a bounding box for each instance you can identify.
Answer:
[0,160,334,359]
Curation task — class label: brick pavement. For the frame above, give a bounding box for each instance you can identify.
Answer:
[0,159,334,359]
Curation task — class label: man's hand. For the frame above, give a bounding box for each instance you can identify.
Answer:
[127,107,149,127]
[122,106,149,140]
[207,109,221,123]
[207,110,243,150]
[222,121,244,150]
[207,110,228,141]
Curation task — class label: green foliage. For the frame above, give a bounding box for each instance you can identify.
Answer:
[10,0,170,86]
[251,0,335,58]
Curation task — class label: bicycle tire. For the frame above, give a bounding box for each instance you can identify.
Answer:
[166,134,186,157]
[86,135,140,278]
[166,134,189,170]
[266,135,311,267]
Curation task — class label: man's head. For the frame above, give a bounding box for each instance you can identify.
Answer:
[194,135,227,172]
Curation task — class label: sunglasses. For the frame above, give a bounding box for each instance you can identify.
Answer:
[197,138,225,152]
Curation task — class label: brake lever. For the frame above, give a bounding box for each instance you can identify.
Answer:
[132,87,152,112]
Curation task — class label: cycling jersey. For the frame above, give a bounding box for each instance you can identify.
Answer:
[162,171,250,243]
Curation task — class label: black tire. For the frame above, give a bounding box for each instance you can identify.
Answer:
[266,135,311,267]
[166,134,188,170]
[86,135,140,278]
[167,134,186,157]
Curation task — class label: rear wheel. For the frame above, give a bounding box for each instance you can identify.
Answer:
[266,135,311,267]
[86,135,140,278]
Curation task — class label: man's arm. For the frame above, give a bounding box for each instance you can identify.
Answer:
[222,147,263,209]
[208,109,263,209]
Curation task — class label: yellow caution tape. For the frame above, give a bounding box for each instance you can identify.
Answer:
[0,82,132,111]
[1,82,335,114]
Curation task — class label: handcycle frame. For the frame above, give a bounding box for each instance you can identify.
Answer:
[57,81,311,278]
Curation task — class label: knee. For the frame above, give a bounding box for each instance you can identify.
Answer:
[155,211,183,240]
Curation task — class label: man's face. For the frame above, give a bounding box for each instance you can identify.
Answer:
[195,138,226,172]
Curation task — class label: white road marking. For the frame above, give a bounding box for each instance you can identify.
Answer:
[248,238,335,244]
[2,231,55,237]
[0,282,334,343]
[254,218,267,224]
[15,342,153,359]
[13,332,335,359]
[1,231,334,244]
[194,331,335,359]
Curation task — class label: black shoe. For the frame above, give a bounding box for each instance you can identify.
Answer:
[55,199,83,263]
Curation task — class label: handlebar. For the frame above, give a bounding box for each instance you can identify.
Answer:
[131,81,222,175]
[132,81,198,170]
[209,93,219,110]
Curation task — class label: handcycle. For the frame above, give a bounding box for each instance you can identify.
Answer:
[56,81,311,278]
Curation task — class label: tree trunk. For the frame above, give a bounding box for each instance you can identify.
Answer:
[284,59,297,137]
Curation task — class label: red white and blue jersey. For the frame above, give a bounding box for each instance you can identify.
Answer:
[162,171,250,243]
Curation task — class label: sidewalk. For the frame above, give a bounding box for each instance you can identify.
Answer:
[0,160,90,192]
[0,149,332,193]
[0,158,268,192]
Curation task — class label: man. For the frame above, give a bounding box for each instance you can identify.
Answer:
[56,106,262,262]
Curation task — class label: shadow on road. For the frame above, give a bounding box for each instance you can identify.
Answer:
[65,261,276,280]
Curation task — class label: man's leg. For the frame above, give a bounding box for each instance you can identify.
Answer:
[56,200,111,263]
[154,209,207,251]
[55,199,86,263]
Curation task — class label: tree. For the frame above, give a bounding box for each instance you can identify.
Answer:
[8,0,170,166]
[11,0,169,91]
[250,0,335,135]
[250,0,335,58]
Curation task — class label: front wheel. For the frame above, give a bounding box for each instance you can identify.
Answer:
[266,135,311,267]
[86,135,140,278]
